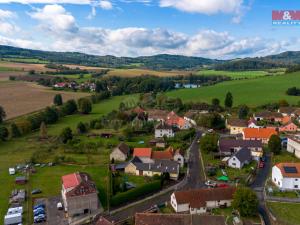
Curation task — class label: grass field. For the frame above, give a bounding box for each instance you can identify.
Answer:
[0,81,90,120]
[197,69,285,79]
[0,94,138,222]
[166,72,300,107]
[267,202,300,225]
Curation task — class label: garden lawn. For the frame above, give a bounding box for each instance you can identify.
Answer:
[267,201,300,225]
[272,151,300,165]
[167,72,300,107]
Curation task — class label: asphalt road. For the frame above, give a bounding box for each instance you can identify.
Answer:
[250,154,272,225]
[106,129,203,222]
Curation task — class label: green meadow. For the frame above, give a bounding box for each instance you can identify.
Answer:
[167,72,300,107]
[0,94,138,222]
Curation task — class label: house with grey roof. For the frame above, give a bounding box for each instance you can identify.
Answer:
[219,138,263,160]
[155,122,175,138]
[227,148,252,169]
[125,157,180,180]
[110,142,130,162]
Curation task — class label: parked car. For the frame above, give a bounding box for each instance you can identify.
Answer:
[205,180,217,187]
[216,183,229,188]
[34,214,46,223]
[259,161,265,168]
[260,156,266,162]
[57,202,63,210]
[33,204,45,210]
[33,208,45,216]
[31,189,42,195]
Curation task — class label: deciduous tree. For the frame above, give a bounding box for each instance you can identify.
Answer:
[53,94,63,106]
[268,134,282,155]
[0,105,6,123]
[78,98,92,114]
[225,92,233,108]
[232,187,259,217]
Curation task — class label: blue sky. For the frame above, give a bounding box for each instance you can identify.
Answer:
[0,0,299,58]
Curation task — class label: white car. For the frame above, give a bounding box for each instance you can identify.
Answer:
[57,202,63,210]
[205,180,216,187]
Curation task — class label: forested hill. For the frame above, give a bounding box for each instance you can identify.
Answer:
[1,45,300,71]
[0,45,220,70]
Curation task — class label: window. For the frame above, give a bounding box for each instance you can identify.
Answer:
[295,179,298,181]
[295,185,299,189]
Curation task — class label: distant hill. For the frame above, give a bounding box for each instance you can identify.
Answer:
[1,45,300,71]
[0,45,220,70]
[215,51,300,71]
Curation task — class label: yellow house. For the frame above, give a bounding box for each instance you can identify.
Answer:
[226,118,248,135]
[124,157,180,180]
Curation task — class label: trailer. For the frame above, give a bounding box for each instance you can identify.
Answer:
[4,213,22,225]
[7,207,23,215]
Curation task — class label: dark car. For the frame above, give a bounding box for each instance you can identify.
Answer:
[31,189,42,195]
[259,161,265,168]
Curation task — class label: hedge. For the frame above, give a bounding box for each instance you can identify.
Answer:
[110,180,161,207]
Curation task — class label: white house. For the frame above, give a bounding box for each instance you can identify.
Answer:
[227,148,252,169]
[287,135,300,159]
[170,187,236,214]
[155,122,175,138]
[110,142,130,162]
[272,163,300,190]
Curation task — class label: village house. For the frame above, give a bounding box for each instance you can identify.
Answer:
[151,147,185,167]
[133,148,153,163]
[227,148,252,169]
[61,172,100,217]
[147,109,168,122]
[170,187,236,214]
[219,138,263,160]
[166,111,192,130]
[155,122,175,138]
[242,128,278,144]
[272,163,300,190]
[184,110,201,126]
[110,142,130,162]
[279,121,298,132]
[278,107,300,117]
[125,157,180,180]
[134,213,226,225]
[254,111,283,123]
[226,118,248,135]
[149,138,166,148]
[248,118,261,128]
[287,135,300,158]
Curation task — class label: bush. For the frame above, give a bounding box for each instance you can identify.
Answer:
[110,180,161,206]
[78,98,92,114]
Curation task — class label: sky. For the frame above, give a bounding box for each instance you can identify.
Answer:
[0,0,299,59]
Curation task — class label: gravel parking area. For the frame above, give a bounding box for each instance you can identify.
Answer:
[34,196,68,225]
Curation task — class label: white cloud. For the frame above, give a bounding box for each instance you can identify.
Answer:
[159,0,243,15]
[0,9,15,18]
[29,4,77,33]
[0,9,19,35]
[99,0,112,10]
[0,0,91,4]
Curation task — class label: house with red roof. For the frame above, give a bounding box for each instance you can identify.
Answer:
[152,147,185,167]
[61,172,101,217]
[133,148,153,163]
[279,121,298,132]
[242,128,278,144]
[166,111,192,130]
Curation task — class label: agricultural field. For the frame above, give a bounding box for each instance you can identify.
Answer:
[107,68,190,77]
[1,57,50,64]
[166,72,300,107]
[0,81,89,120]
[0,94,139,222]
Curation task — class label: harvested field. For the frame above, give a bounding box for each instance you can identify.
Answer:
[107,68,190,77]
[0,61,54,72]
[0,81,89,120]
[0,71,26,81]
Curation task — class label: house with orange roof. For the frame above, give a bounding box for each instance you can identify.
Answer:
[272,163,300,190]
[152,147,185,167]
[166,111,192,130]
[242,128,278,144]
[61,172,101,217]
[133,148,153,163]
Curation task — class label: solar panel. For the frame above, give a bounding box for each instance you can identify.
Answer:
[283,166,298,174]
